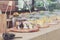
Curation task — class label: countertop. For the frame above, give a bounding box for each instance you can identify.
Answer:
[12,23,60,40]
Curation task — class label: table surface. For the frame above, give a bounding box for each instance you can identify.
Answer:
[3,23,60,40]
[0,23,60,40]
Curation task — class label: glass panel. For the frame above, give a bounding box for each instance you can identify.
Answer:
[17,0,32,11]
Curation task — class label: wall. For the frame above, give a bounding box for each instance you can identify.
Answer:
[0,1,16,12]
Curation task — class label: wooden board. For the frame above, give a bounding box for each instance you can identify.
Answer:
[0,14,7,33]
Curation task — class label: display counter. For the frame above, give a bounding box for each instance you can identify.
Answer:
[0,11,60,40]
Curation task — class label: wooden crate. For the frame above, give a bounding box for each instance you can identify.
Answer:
[0,14,7,33]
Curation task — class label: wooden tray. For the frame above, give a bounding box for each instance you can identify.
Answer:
[7,26,39,33]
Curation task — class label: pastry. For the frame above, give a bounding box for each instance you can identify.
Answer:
[13,12,19,17]
[57,16,60,20]
[56,16,60,23]
[23,21,33,29]
[48,16,57,25]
